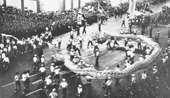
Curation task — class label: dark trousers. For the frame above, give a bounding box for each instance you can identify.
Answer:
[138,43,142,49]
[87,41,93,48]
[98,24,101,32]
[114,41,119,47]
[58,42,61,49]
[62,88,67,98]
[82,27,86,35]
[107,42,111,49]
[15,81,21,91]
[79,41,83,48]
[40,72,46,81]
[105,85,111,97]
[121,22,125,27]
[26,78,30,90]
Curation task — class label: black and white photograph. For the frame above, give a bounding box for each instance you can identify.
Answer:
[0,0,170,98]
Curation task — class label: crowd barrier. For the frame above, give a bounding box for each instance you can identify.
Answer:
[55,34,161,79]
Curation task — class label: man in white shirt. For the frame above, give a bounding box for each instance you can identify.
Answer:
[14,72,21,92]
[141,71,147,80]
[22,71,28,94]
[77,84,83,98]
[104,75,112,97]
[39,64,46,81]
[54,66,60,83]
[49,89,58,98]
[59,79,68,98]
[33,54,38,72]
[45,75,52,93]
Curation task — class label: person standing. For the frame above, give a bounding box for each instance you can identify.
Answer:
[77,84,83,98]
[26,70,30,91]
[104,75,112,97]
[106,38,112,49]
[121,18,126,27]
[14,72,21,93]
[57,36,62,49]
[98,19,102,32]
[22,71,28,94]
[39,64,46,81]
[49,89,58,98]
[59,79,68,98]
[168,29,170,39]
[149,25,153,38]
[155,30,160,43]
[82,20,87,35]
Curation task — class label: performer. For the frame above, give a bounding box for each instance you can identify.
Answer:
[57,36,62,49]
[82,20,87,35]
[93,40,99,52]
[121,18,126,27]
[106,37,112,49]
[137,39,142,49]
[98,19,102,32]
[113,37,119,47]
[78,36,83,49]
[87,37,93,49]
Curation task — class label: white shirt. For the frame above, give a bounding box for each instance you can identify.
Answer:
[41,58,45,63]
[2,53,5,59]
[105,80,112,86]
[146,49,151,55]
[78,87,83,94]
[13,45,17,49]
[45,78,52,85]
[60,81,68,88]
[115,68,120,72]
[33,57,38,63]
[3,57,9,63]
[14,75,20,81]
[49,91,58,98]
[50,66,55,73]
[39,67,46,73]
[139,57,144,61]
[54,68,60,75]
[22,74,28,81]
[131,74,136,83]
[141,73,147,79]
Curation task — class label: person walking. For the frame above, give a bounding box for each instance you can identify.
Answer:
[26,70,30,91]
[149,25,153,38]
[14,72,21,93]
[22,71,28,94]
[121,18,126,27]
[57,36,62,49]
[77,84,83,98]
[49,89,58,98]
[59,79,68,98]
[39,64,46,81]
